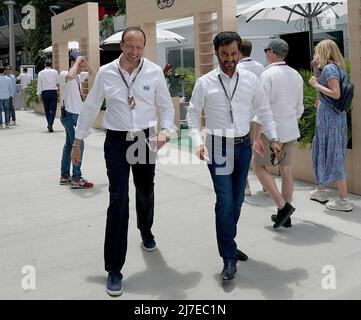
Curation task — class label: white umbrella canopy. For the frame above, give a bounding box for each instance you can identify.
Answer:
[238,0,348,57]
[102,28,186,45]
[42,41,79,53]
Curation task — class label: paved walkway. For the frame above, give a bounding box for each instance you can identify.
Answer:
[1,110,361,300]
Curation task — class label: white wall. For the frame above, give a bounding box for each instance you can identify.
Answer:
[156,16,349,68]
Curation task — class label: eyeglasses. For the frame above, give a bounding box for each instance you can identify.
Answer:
[270,143,286,166]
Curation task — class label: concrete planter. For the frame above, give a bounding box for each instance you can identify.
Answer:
[92,110,105,129]
[291,143,353,192]
[34,101,61,119]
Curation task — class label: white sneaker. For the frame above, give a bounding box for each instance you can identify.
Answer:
[326,197,353,212]
[244,180,251,196]
[310,189,329,204]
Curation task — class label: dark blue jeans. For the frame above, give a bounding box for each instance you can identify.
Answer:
[41,90,57,126]
[104,129,156,274]
[0,99,10,125]
[207,134,252,260]
[60,111,84,180]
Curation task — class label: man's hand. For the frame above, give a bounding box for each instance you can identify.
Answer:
[71,146,82,166]
[75,56,85,64]
[196,144,209,161]
[253,138,265,157]
[156,132,168,151]
[270,141,282,158]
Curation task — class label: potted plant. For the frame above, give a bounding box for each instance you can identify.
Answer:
[25,79,39,110]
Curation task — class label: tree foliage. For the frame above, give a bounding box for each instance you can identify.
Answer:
[0,0,126,71]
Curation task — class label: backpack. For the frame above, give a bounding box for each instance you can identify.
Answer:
[321,63,354,114]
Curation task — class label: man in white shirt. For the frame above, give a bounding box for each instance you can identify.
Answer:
[59,50,95,188]
[0,66,11,128]
[5,65,16,125]
[238,39,265,196]
[37,59,59,132]
[187,31,280,282]
[254,39,304,229]
[17,68,32,107]
[71,27,177,296]
[238,39,264,78]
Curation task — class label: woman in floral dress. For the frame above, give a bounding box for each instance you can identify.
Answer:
[308,39,352,212]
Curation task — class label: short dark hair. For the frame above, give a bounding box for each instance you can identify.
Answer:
[45,59,52,67]
[240,39,252,57]
[121,26,147,46]
[0,67,5,73]
[213,31,242,53]
[23,68,28,72]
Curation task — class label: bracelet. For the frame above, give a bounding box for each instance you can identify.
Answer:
[72,144,81,147]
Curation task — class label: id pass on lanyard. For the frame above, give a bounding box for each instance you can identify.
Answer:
[218,72,239,124]
[117,59,144,110]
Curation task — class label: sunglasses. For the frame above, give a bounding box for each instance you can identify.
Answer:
[264,48,272,53]
[270,143,286,166]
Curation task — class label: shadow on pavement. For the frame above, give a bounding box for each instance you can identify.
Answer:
[264,222,338,246]
[324,206,361,224]
[215,259,308,299]
[69,183,108,199]
[124,248,202,299]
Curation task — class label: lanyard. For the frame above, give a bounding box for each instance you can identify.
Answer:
[218,72,239,124]
[75,76,83,101]
[117,59,144,109]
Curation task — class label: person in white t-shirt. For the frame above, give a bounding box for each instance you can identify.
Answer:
[59,50,95,188]
[238,39,265,196]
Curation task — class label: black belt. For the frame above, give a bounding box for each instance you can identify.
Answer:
[107,127,155,139]
[211,132,250,144]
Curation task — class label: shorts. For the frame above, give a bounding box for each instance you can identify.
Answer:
[253,134,296,167]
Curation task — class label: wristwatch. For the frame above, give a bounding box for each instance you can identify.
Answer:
[160,128,171,142]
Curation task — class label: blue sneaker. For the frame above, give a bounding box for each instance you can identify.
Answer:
[106,271,123,296]
[141,232,157,252]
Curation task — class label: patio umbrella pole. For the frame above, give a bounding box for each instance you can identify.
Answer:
[308,3,314,60]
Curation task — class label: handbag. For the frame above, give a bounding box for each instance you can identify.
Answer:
[320,63,354,114]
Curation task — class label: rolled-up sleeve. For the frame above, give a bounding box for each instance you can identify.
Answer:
[186,79,205,148]
[75,70,104,140]
[155,69,177,132]
[253,76,277,140]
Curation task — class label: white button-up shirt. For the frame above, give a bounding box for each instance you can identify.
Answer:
[7,74,16,97]
[260,62,304,143]
[37,67,59,95]
[187,66,277,148]
[0,75,11,100]
[238,57,264,79]
[75,57,177,140]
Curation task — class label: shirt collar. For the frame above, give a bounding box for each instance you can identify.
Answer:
[266,61,286,70]
[118,55,144,74]
[239,57,252,63]
[217,65,238,80]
